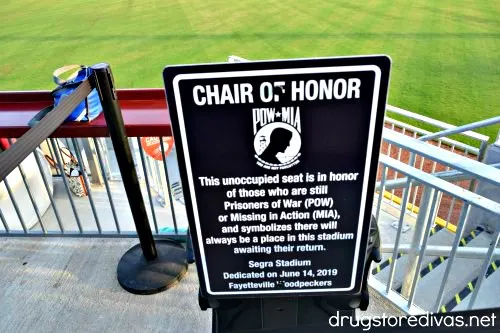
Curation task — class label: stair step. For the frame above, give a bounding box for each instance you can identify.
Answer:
[394,227,485,293]
[411,232,494,311]
[372,225,446,275]
[373,227,455,290]
[445,259,500,312]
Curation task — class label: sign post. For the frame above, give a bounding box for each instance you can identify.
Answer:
[163,56,390,331]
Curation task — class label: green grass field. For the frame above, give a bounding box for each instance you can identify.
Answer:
[1,0,498,142]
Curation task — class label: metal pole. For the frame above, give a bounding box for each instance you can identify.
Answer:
[419,116,500,142]
[468,141,488,194]
[51,138,83,230]
[144,151,157,189]
[374,166,387,224]
[3,178,28,233]
[93,137,121,233]
[18,163,45,233]
[401,186,435,298]
[33,149,65,233]
[379,244,500,260]
[92,64,157,260]
[99,138,114,180]
[6,140,45,233]
[72,138,102,233]
[137,137,159,234]
[159,137,178,234]
[153,159,165,199]
[433,203,471,312]
[81,138,104,185]
[467,230,500,309]
[375,162,500,192]
[92,63,187,295]
[386,178,413,294]
[46,139,60,176]
[407,190,440,307]
[0,207,10,233]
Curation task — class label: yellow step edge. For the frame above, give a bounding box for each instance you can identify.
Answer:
[381,191,457,233]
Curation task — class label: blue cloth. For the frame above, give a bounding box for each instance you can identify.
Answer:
[52,65,103,122]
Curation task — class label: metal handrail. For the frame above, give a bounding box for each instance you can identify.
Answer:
[378,155,500,215]
[386,117,480,154]
[0,88,170,138]
[375,154,500,313]
[419,115,500,142]
[384,130,500,187]
[386,105,490,143]
[376,162,500,191]
[379,244,500,260]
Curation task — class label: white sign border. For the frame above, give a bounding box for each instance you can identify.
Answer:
[173,65,382,295]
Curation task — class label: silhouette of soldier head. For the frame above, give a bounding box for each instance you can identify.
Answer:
[259,127,293,164]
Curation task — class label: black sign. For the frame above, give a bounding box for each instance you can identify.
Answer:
[163,56,391,297]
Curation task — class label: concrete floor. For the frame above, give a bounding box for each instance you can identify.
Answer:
[0,237,402,333]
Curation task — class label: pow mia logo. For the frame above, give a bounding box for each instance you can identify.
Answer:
[253,107,302,170]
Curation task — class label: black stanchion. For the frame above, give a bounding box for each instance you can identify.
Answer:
[92,63,187,295]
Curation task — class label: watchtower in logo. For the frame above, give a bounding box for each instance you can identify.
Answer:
[253,107,302,170]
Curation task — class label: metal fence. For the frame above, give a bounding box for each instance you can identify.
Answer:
[381,106,491,230]
[371,151,500,314]
[0,135,186,238]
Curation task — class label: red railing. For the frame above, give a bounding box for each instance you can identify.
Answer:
[0,89,171,138]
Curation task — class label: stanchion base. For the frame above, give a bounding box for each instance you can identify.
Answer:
[117,240,188,295]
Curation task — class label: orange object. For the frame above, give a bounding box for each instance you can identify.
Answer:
[0,138,13,150]
[140,136,174,160]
